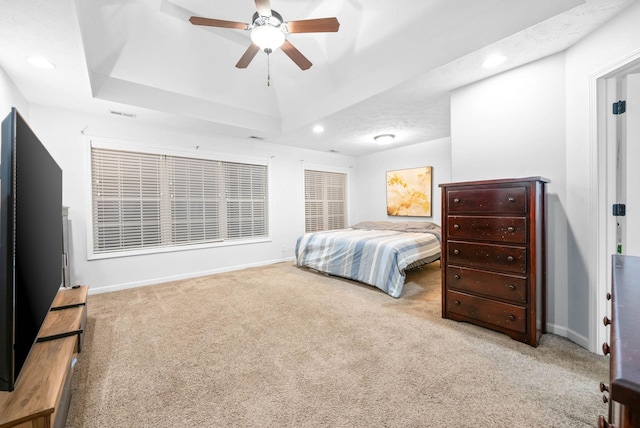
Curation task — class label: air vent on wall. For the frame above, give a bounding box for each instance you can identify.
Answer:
[109,110,137,118]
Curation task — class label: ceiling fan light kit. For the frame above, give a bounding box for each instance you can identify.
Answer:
[250,10,286,51]
[189,0,339,73]
[250,25,285,52]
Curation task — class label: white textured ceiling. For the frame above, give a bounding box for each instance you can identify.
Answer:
[0,0,636,156]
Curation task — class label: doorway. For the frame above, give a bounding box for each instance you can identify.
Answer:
[594,56,640,353]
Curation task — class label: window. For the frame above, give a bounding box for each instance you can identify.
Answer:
[304,169,347,232]
[91,147,268,255]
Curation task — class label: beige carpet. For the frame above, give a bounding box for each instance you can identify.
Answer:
[67,261,608,427]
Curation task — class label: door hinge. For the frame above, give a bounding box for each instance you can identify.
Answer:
[613,203,626,216]
[613,100,626,115]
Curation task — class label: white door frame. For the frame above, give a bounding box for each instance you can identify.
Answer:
[591,50,640,353]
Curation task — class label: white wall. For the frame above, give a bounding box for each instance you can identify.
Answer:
[352,137,452,226]
[565,0,640,351]
[448,1,640,351]
[0,66,29,121]
[26,104,356,294]
[450,53,570,340]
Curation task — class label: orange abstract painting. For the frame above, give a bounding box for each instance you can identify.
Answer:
[386,166,432,217]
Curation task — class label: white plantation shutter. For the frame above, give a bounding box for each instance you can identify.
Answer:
[304,169,346,232]
[91,147,268,254]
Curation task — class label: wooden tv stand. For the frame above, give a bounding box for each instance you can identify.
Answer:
[0,285,88,428]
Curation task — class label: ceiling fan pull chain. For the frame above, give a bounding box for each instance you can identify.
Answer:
[265,47,272,87]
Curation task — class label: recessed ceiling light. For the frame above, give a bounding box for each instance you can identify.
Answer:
[313,125,324,133]
[27,56,55,69]
[374,134,395,144]
[482,54,507,68]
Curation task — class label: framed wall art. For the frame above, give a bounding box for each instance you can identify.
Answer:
[386,166,432,217]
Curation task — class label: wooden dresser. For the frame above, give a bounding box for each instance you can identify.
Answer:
[599,255,640,428]
[439,177,549,347]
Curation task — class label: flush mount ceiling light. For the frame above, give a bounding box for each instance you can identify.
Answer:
[482,54,507,68]
[374,134,395,144]
[27,56,55,69]
[313,125,324,133]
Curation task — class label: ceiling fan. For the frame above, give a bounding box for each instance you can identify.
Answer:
[189,0,340,71]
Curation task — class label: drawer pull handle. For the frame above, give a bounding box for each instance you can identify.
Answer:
[602,395,608,404]
[600,382,609,393]
[507,315,516,322]
[454,274,461,280]
[453,224,460,230]
[602,342,610,355]
[506,256,515,262]
[508,284,516,291]
[453,198,460,204]
[603,316,611,326]
[606,292,611,301]
[453,249,460,255]
[507,226,515,232]
[508,197,516,202]
[454,300,461,306]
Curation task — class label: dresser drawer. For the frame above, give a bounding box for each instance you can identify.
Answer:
[447,241,526,274]
[446,290,527,334]
[446,266,527,303]
[447,216,527,243]
[447,187,527,214]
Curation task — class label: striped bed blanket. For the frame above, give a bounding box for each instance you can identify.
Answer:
[295,222,441,298]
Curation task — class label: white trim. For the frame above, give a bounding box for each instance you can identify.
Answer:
[591,48,640,354]
[87,257,295,295]
[87,237,272,260]
[546,323,590,349]
[589,70,606,354]
[84,135,95,258]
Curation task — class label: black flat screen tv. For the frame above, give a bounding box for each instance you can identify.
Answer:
[0,107,63,392]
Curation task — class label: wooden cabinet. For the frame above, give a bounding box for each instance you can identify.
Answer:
[599,255,640,428]
[0,285,88,428]
[440,177,548,347]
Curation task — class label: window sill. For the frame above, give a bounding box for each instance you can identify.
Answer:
[87,237,272,260]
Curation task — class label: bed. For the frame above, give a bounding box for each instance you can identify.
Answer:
[295,221,441,298]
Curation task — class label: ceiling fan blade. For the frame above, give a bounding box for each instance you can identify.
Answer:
[189,16,248,30]
[281,40,312,70]
[286,17,340,33]
[236,43,261,69]
[255,0,272,17]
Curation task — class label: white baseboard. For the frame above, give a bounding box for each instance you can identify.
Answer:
[88,256,297,295]
[545,322,590,350]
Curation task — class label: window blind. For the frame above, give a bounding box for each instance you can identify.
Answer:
[91,147,268,254]
[304,169,346,233]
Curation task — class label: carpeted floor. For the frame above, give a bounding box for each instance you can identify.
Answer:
[66,261,608,427]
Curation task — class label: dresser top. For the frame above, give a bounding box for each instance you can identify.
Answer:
[439,176,550,188]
